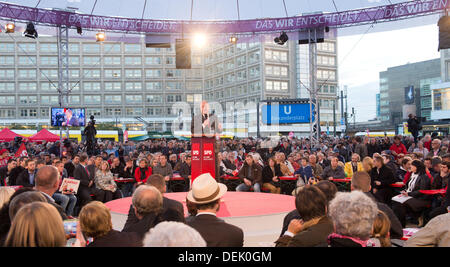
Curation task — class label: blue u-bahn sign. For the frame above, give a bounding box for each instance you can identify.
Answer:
[262,103,315,124]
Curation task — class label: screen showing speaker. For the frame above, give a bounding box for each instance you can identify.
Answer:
[51,108,86,127]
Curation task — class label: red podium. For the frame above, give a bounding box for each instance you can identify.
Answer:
[191,136,216,182]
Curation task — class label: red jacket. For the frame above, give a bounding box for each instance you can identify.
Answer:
[389,143,407,159]
[134,167,152,183]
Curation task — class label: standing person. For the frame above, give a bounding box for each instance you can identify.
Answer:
[236,155,263,192]
[367,138,381,157]
[94,161,121,203]
[186,173,243,247]
[369,155,395,205]
[354,136,368,160]
[261,157,282,194]
[407,114,421,144]
[73,154,93,209]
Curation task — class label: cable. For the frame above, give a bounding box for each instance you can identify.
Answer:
[282,0,289,17]
[332,0,339,13]
[34,0,42,8]
[237,0,240,20]
[190,0,194,20]
[141,0,148,20]
[90,0,98,15]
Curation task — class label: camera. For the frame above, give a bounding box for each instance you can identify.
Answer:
[89,115,96,126]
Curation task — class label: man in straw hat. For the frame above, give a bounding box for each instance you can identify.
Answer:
[186,173,244,247]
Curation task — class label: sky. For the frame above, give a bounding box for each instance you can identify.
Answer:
[4,0,444,122]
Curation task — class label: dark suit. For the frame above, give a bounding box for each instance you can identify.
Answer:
[8,166,25,186]
[187,214,244,247]
[123,196,185,232]
[16,170,37,188]
[73,164,92,208]
[88,230,142,247]
[275,216,334,247]
[121,212,162,239]
[370,165,395,205]
[0,166,11,186]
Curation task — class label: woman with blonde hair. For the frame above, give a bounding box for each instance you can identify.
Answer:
[0,187,15,209]
[362,157,374,173]
[5,202,66,247]
[94,161,121,203]
[369,211,391,247]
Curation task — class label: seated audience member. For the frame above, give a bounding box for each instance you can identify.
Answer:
[362,156,374,174]
[344,153,364,178]
[382,154,398,174]
[369,211,392,247]
[187,173,244,247]
[124,174,184,229]
[261,157,282,194]
[94,161,121,203]
[275,185,334,247]
[0,187,15,209]
[110,157,123,177]
[390,135,407,160]
[178,155,192,192]
[52,161,77,217]
[122,185,163,238]
[9,157,26,186]
[280,181,337,237]
[396,158,411,183]
[236,155,263,192]
[34,165,68,220]
[143,221,206,247]
[168,154,178,170]
[392,160,432,227]
[350,171,403,240]
[309,155,323,178]
[0,159,17,186]
[185,197,197,223]
[218,153,234,177]
[405,212,450,247]
[327,191,379,247]
[73,154,93,209]
[369,155,395,205]
[16,159,37,188]
[321,157,346,181]
[78,201,141,247]
[153,155,173,183]
[134,159,152,186]
[428,161,450,219]
[294,157,314,185]
[8,191,47,222]
[275,152,293,176]
[5,202,66,247]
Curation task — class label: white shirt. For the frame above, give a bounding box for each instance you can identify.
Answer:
[407,173,419,193]
[196,212,217,217]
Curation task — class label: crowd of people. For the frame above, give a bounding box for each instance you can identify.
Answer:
[0,131,449,247]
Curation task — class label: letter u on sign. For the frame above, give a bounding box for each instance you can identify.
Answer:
[283,105,292,115]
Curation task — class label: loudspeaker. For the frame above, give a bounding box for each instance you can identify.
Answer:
[175,39,191,69]
[438,16,450,51]
[298,27,329,44]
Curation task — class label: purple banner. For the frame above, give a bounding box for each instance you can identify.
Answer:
[0,0,447,34]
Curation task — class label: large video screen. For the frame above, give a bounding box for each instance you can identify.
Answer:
[51,108,86,127]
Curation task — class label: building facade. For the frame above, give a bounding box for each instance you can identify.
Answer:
[0,32,340,137]
[378,58,441,129]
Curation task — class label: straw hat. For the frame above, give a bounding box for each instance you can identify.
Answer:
[187,173,227,204]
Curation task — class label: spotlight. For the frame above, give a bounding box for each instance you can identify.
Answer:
[229,36,238,44]
[5,23,15,33]
[96,31,105,42]
[274,31,288,45]
[192,33,207,48]
[24,22,38,39]
[77,26,82,35]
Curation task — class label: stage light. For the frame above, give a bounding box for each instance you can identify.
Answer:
[274,31,288,45]
[24,22,38,39]
[192,33,207,48]
[5,23,15,33]
[96,31,105,42]
[229,36,238,44]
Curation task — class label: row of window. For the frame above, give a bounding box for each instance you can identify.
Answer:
[0,68,203,79]
[204,66,261,89]
[204,82,262,99]
[0,81,202,91]
[0,94,188,105]
[204,42,260,64]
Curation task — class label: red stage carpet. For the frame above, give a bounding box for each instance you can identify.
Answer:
[105,192,295,218]
[105,192,295,246]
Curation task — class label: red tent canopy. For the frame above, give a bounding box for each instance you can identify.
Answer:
[0,128,26,142]
[28,129,61,142]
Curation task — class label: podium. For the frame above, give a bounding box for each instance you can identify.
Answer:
[191,136,216,182]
